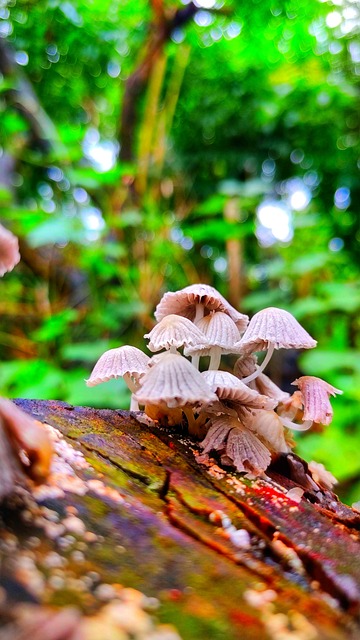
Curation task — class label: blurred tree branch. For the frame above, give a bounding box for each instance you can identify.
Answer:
[118,1,230,165]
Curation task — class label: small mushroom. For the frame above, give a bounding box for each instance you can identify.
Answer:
[155,283,248,331]
[235,307,317,383]
[185,311,243,370]
[86,345,150,410]
[144,314,208,363]
[0,224,21,277]
[247,409,290,454]
[308,460,338,490]
[201,370,276,410]
[233,355,258,379]
[292,376,342,425]
[134,352,217,433]
[200,415,271,474]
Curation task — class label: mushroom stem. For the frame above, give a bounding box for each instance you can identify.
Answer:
[209,347,222,371]
[194,304,204,324]
[130,395,140,411]
[169,345,178,354]
[240,343,275,384]
[191,354,200,370]
[123,372,138,393]
[280,416,313,431]
[182,407,199,436]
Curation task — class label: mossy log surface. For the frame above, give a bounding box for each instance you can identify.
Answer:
[1,399,360,639]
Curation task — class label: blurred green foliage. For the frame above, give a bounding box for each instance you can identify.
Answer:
[0,0,359,502]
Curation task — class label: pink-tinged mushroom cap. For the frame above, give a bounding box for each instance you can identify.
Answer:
[226,423,271,473]
[144,314,208,353]
[155,283,248,332]
[233,355,258,378]
[292,376,342,425]
[86,346,150,387]
[201,415,271,473]
[185,312,244,369]
[0,224,20,277]
[255,373,290,405]
[201,370,276,410]
[236,307,317,353]
[134,352,217,408]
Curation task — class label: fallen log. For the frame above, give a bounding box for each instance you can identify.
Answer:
[0,399,359,639]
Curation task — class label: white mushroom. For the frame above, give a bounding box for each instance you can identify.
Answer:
[155,283,248,331]
[201,370,276,410]
[134,352,217,433]
[185,311,243,370]
[144,314,208,366]
[246,410,290,454]
[200,415,271,474]
[86,345,150,410]
[235,307,317,384]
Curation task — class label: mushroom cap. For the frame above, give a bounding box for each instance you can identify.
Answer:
[247,410,289,453]
[144,314,208,353]
[200,418,233,454]
[292,376,342,425]
[185,311,243,357]
[226,423,271,473]
[86,346,150,387]
[202,415,271,474]
[134,352,217,408]
[233,355,258,378]
[255,373,290,404]
[0,224,20,277]
[235,307,317,353]
[201,370,276,410]
[155,283,248,332]
[308,460,337,490]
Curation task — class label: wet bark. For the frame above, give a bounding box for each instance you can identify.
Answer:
[1,399,360,639]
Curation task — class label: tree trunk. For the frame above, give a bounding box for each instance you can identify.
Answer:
[1,399,360,639]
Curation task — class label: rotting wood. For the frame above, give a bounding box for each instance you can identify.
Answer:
[0,399,359,640]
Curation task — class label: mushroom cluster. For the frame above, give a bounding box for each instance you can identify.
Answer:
[87,284,342,476]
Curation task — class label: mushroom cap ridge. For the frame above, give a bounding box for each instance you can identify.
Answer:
[134,352,217,408]
[144,314,208,352]
[86,346,150,387]
[235,307,317,352]
[155,283,248,333]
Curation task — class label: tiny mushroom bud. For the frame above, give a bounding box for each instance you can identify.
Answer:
[292,376,342,425]
[235,307,317,384]
[155,283,248,331]
[185,311,243,370]
[0,224,21,277]
[86,346,150,410]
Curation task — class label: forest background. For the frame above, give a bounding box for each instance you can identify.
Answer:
[0,0,359,504]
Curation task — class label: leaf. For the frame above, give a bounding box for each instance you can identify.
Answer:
[27,217,86,247]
